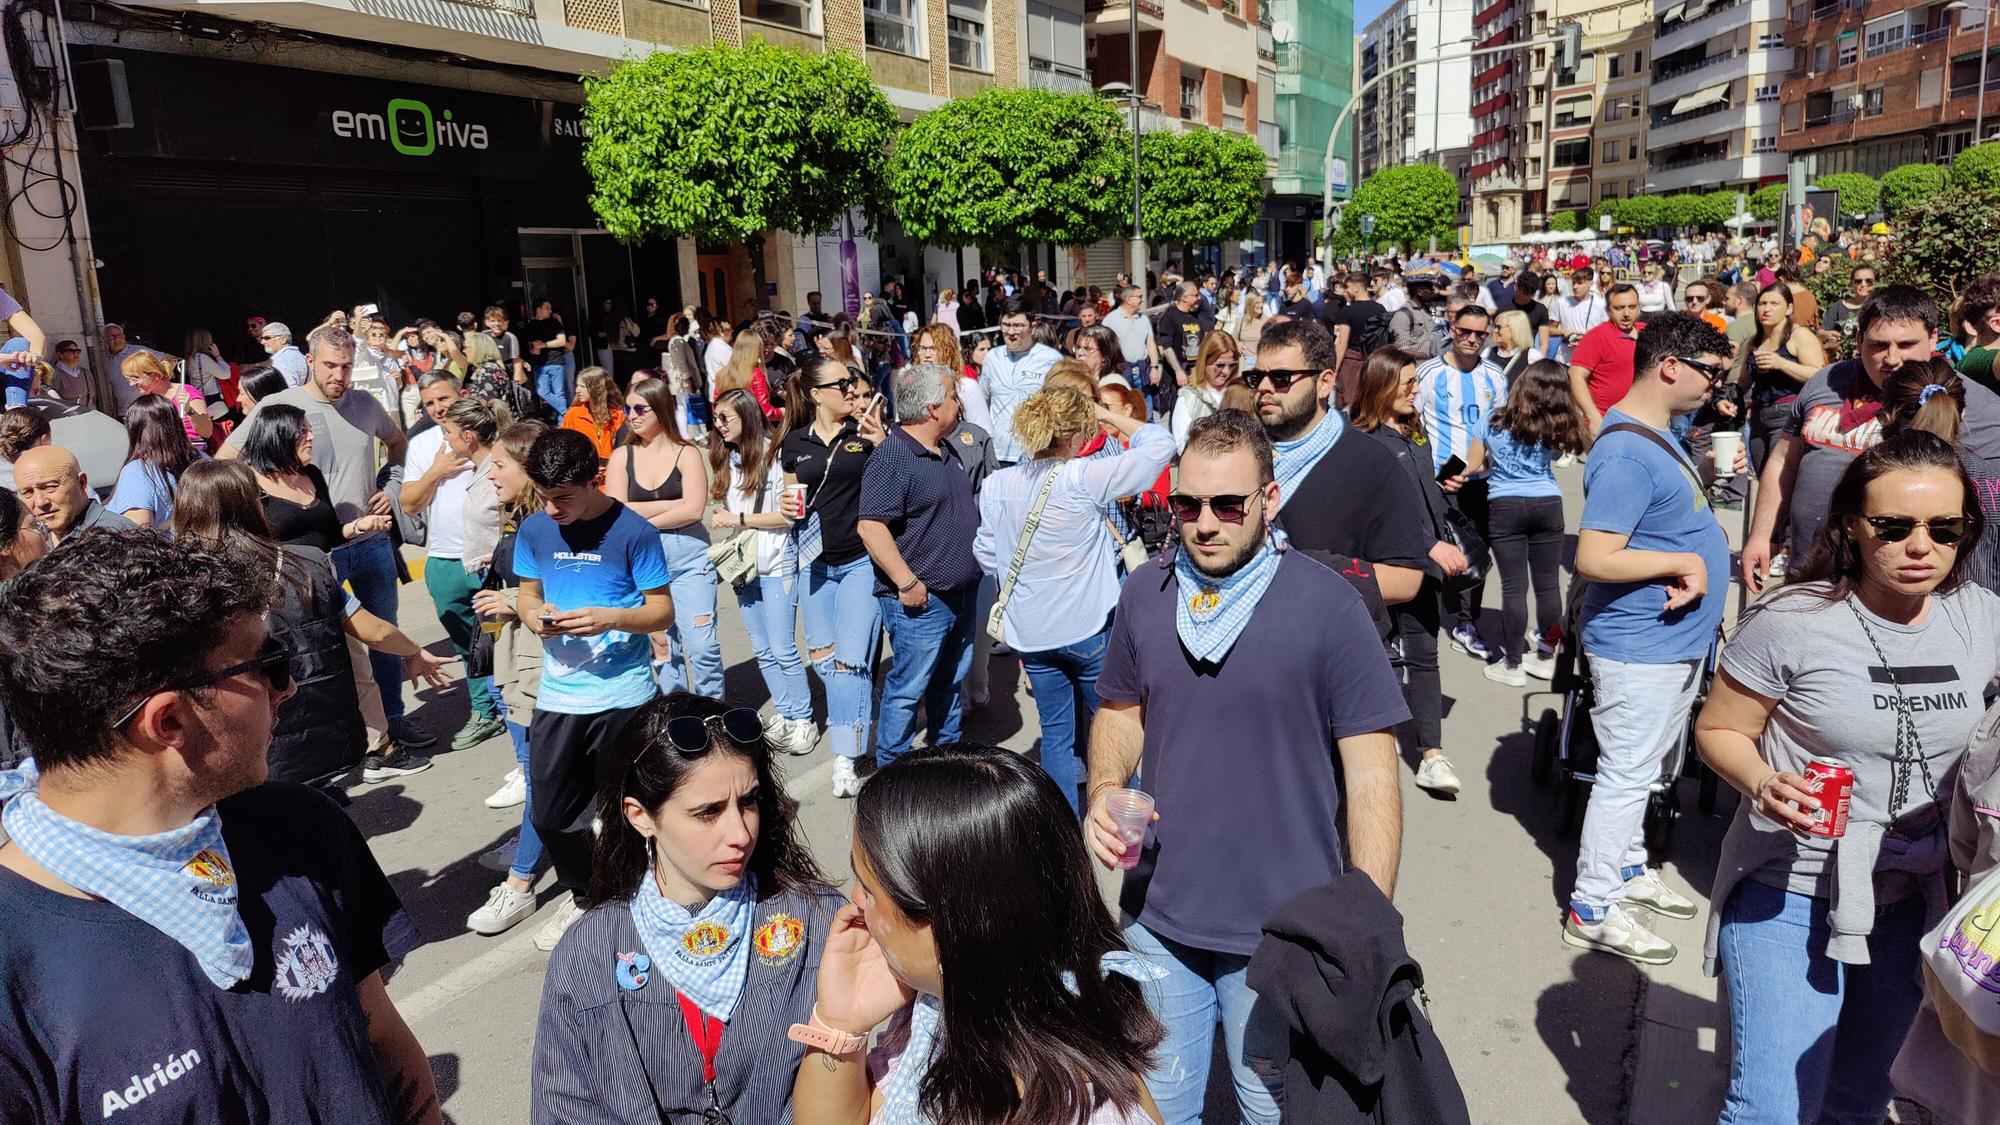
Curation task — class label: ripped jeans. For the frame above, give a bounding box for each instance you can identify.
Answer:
[1125,920,1286,1125]
[802,555,880,760]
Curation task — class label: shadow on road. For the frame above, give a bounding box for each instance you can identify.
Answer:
[1483,693,1579,914]
[1535,954,1644,1124]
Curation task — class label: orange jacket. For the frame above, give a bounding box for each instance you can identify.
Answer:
[561,404,626,461]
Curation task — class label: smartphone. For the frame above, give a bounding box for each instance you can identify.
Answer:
[865,392,885,420]
[1435,455,1467,483]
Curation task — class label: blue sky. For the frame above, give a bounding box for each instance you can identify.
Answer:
[1354,0,1394,30]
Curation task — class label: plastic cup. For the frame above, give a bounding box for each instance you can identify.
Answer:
[1103,788,1155,871]
[1712,430,1742,480]
[784,483,808,513]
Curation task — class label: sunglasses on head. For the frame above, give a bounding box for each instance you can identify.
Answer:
[663,708,766,753]
[1167,493,1253,524]
[1238,368,1319,391]
[112,633,296,729]
[1861,515,1968,545]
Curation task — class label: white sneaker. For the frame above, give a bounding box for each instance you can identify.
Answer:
[467,883,538,935]
[761,713,789,746]
[785,717,821,756]
[1768,553,1789,578]
[532,895,586,951]
[1622,868,1700,920]
[1483,661,1528,687]
[831,756,860,799]
[1562,903,1677,965]
[484,768,526,810]
[478,836,518,873]
[1521,652,1557,681]
[1414,755,1462,795]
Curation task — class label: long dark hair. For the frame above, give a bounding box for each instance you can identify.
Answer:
[1752,282,1797,351]
[707,389,775,502]
[624,376,687,447]
[123,394,200,482]
[171,460,294,591]
[1489,358,1591,456]
[584,692,824,908]
[240,403,310,475]
[1348,348,1421,436]
[854,743,1163,1125]
[1777,430,1982,608]
[1881,357,1965,445]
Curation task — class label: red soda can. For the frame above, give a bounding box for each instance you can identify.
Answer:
[1802,757,1854,839]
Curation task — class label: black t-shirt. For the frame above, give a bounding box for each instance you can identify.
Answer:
[0,783,419,1122]
[1275,427,1433,568]
[780,422,876,567]
[526,316,567,358]
[262,466,344,553]
[1515,297,1550,338]
[1155,306,1213,368]
[1330,300,1388,358]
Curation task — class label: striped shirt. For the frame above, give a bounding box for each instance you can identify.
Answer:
[1415,355,1507,474]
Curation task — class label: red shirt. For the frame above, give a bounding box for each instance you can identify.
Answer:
[1572,321,1643,415]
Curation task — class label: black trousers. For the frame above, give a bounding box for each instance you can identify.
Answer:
[529,703,647,894]
[1487,496,1566,666]
[1389,581,1443,751]
[1442,476,1490,631]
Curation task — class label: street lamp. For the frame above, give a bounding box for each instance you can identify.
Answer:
[1947,0,1993,144]
[1098,80,1148,288]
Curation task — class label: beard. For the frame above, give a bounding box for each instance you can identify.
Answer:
[1261,389,1320,443]
[1183,507,1269,580]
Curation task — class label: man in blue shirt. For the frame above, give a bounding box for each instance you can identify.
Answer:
[513,429,673,951]
[1568,312,1734,966]
[258,321,309,388]
[1417,302,1509,661]
[980,297,1061,466]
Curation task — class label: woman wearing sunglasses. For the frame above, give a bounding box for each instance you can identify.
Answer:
[793,742,1165,1125]
[1168,331,1239,454]
[1695,429,2000,1125]
[533,692,840,1125]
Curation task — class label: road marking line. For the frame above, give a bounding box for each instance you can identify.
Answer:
[394,924,545,1026]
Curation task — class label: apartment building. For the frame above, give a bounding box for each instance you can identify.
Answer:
[1778,0,1998,178]
[1644,0,1792,194]
[1357,0,1476,192]
[1264,0,1358,264]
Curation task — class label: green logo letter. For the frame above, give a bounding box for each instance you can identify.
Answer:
[387,98,434,157]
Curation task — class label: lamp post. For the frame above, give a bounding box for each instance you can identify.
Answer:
[1099,79,1148,287]
[1947,0,1992,144]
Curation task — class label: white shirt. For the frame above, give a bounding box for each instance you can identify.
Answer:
[1637,280,1673,315]
[981,342,1063,463]
[723,456,793,577]
[704,337,731,382]
[1378,284,1409,313]
[972,424,1175,651]
[956,376,993,435]
[1170,382,1225,453]
[1553,292,1608,360]
[402,426,474,559]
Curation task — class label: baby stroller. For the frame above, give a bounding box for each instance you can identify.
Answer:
[1531,583,1722,860]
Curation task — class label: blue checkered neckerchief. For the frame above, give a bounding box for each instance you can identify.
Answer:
[630,869,757,1021]
[1173,536,1283,664]
[1272,406,1344,503]
[0,759,252,989]
[874,951,1168,1125]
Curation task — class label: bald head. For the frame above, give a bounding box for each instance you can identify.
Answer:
[13,446,90,539]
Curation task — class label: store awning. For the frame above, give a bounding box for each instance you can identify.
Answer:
[1660,2,1686,23]
[1671,83,1731,115]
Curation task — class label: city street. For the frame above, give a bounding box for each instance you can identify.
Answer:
[363,464,1738,1125]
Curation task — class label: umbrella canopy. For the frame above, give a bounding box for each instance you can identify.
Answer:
[1470,253,1508,271]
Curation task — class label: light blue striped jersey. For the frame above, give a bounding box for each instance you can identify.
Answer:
[1415,355,1508,474]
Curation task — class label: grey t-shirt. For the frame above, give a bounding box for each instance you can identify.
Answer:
[1101,308,1154,363]
[227,387,401,540]
[1714,583,2000,902]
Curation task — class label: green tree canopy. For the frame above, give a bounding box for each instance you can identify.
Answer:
[1339,165,1459,252]
[1749,183,1786,222]
[1881,163,1948,219]
[1813,172,1880,220]
[1614,195,1665,230]
[1548,210,1581,232]
[1950,141,2000,194]
[1583,199,1616,232]
[1661,194,1703,228]
[1884,186,2000,308]
[887,89,1129,250]
[581,43,894,266]
[1138,128,1269,246]
[1703,189,1742,225]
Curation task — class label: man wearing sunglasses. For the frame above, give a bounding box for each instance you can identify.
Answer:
[0,531,441,1123]
[979,297,1061,467]
[1087,411,1407,1125]
[1417,302,1508,661]
[1568,282,1645,436]
[1566,313,1735,966]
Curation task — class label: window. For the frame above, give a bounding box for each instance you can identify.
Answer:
[1633,49,1644,70]
[1813,43,1829,71]
[1629,137,1639,159]
[1756,83,1779,101]
[1026,1,1086,78]
[947,0,988,69]
[1752,135,1777,152]
[1181,74,1203,120]
[1863,14,1906,58]
[1600,182,1621,200]
[1554,96,1592,127]
[1528,157,1542,177]
[1609,55,1622,78]
[1863,83,1884,115]
[1223,75,1247,131]
[1603,139,1621,162]
[742,0,813,28]
[1606,99,1625,120]
[1554,138,1591,166]
[1837,30,1857,65]
[1758,31,1786,48]
[865,0,922,54]
[1530,121,1543,141]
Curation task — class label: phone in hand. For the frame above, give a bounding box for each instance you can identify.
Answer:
[865,392,885,419]
[1435,455,1467,483]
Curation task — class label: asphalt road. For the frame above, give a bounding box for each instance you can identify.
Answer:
[362,461,1738,1124]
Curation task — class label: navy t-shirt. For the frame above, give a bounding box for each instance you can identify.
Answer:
[1096,551,1410,955]
[0,783,420,1123]
[857,427,981,596]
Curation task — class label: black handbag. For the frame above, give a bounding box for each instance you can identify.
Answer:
[1439,504,1489,594]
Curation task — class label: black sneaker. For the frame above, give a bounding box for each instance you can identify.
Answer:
[363,748,434,783]
[388,717,437,749]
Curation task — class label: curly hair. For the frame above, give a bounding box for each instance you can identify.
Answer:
[1488,359,1591,456]
[0,405,49,463]
[0,529,280,771]
[525,427,601,489]
[1040,359,1100,402]
[1013,384,1097,459]
[915,322,963,372]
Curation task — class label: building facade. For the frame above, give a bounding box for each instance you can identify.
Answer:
[1644,0,1791,193]
[1357,0,1476,188]
[1265,0,1357,265]
[1778,0,1998,178]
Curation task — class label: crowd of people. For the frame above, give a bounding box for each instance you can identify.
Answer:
[1,242,1998,1125]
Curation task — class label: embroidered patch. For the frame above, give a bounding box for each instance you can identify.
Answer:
[754,913,805,966]
[844,441,865,453]
[615,951,652,991]
[960,432,974,444]
[183,849,234,888]
[1188,588,1222,618]
[683,920,732,959]
[273,925,340,1002]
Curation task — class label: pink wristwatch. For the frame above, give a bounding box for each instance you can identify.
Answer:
[787,1008,868,1055]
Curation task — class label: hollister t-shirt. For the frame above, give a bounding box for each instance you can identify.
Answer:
[513,500,671,714]
[0,783,418,1123]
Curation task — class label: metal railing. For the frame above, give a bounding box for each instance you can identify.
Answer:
[1084,0,1164,15]
[1654,48,1744,84]
[1655,0,1747,40]
[1649,146,1731,172]
[1802,103,1858,126]
[1027,63,1094,94]
[1650,98,1736,129]
[1864,25,1950,60]
[1951,76,2000,99]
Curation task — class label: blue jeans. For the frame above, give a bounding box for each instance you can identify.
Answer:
[735,574,812,721]
[535,359,570,416]
[331,535,403,722]
[1717,879,1927,1125]
[1125,921,1285,1125]
[495,694,545,882]
[873,585,975,767]
[653,532,723,699]
[804,556,881,760]
[1018,622,1110,814]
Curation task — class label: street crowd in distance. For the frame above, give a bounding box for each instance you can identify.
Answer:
[4,230,2000,1125]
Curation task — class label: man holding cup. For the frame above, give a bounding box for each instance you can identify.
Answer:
[1084,410,1407,1125]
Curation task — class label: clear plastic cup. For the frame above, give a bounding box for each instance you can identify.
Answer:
[1103,788,1155,871]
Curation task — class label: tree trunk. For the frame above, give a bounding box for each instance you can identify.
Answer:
[746,233,770,312]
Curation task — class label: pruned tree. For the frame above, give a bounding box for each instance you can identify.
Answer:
[1138,127,1269,252]
[1881,163,1948,219]
[1338,165,1460,253]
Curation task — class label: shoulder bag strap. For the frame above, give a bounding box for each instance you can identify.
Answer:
[1599,421,1704,501]
[991,466,1063,624]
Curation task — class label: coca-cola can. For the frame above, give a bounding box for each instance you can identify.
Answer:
[1802,757,1855,839]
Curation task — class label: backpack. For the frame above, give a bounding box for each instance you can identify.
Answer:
[1389,305,1438,357]
[1351,308,1393,357]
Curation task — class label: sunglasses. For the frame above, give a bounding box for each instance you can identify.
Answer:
[1861,515,1968,546]
[626,402,652,416]
[1167,493,1253,524]
[814,375,858,393]
[1854,277,1877,286]
[1238,368,1319,391]
[1676,355,1729,384]
[663,708,765,753]
[113,634,296,729]
[1451,327,1490,341]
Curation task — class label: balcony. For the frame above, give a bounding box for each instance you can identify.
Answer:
[1861,23,1950,60]
[1951,75,2000,99]
[1651,101,1768,147]
[1085,0,1166,25]
[1646,150,1783,192]
[1028,61,1094,94]
[1258,120,1280,160]
[1474,58,1513,86]
[1654,0,1753,58]
[1803,103,1857,126]
[1476,0,1511,27]
[1654,47,1743,85]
